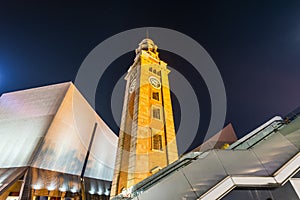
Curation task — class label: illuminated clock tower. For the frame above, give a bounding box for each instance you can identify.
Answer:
[110,39,178,197]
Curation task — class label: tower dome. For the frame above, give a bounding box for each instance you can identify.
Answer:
[136,38,158,54]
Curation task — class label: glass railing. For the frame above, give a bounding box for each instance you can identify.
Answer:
[228,119,284,150]
[284,106,300,122]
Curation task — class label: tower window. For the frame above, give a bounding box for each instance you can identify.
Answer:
[149,67,152,72]
[157,71,161,76]
[152,92,159,101]
[153,134,162,150]
[153,69,156,74]
[152,107,161,119]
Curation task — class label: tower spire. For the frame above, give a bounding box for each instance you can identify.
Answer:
[146,28,149,39]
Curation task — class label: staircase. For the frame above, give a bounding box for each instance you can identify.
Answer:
[112,114,300,200]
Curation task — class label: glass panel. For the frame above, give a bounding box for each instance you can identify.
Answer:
[252,132,298,175]
[233,142,251,150]
[279,117,300,149]
[233,121,283,150]
[137,170,197,200]
[182,151,228,197]
[216,149,268,176]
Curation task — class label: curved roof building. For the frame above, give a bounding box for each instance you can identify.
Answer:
[0,82,118,200]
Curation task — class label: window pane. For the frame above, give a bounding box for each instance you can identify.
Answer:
[153,134,162,150]
[152,92,159,101]
[153,108,160,119]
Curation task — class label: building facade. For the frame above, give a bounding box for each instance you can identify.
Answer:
[111,39,178,197]
[0,82,118,200]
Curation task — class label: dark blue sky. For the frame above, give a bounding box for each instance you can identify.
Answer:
[1,1,300,150]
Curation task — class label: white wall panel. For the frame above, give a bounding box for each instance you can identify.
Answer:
[0,83,70,168]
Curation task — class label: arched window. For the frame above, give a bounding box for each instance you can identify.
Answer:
[153,134,162,150]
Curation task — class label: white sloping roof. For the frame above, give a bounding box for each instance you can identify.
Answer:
[0,82,118,181]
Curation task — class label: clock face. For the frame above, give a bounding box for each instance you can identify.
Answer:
[129,79,136,93]
[149,76,161,89]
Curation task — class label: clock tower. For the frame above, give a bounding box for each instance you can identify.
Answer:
[110,39,178,197]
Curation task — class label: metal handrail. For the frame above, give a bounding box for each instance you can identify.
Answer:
[230,119,284,150]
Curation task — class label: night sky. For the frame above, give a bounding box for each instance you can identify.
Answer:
[1,1,300,152]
